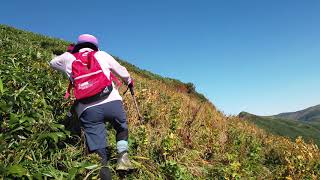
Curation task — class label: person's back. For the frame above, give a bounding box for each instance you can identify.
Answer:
[50,34,134,180]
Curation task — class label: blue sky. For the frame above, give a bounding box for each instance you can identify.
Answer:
[1,0,320,115]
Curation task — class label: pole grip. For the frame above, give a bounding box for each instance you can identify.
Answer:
[129,86,135,96]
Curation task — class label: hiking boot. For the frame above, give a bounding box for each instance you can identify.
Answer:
[116,151,134,171]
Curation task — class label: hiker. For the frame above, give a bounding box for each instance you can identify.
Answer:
[50,34,134,179]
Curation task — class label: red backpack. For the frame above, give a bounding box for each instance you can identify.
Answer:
[65,51,120,102]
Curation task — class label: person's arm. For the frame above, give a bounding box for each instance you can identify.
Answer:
[97,52,133,85]
[50,52,74,73]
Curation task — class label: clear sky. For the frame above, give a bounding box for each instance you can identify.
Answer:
[1,0,320,115]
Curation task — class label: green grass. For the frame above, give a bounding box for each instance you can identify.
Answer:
[310,119,320,130]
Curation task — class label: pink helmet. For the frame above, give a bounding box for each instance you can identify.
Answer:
[77,34,98,47]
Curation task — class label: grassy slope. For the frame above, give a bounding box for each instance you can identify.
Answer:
[273,104,320,122]
[311,119,320,130]
[1,25,320,179]
[239,112,320,146]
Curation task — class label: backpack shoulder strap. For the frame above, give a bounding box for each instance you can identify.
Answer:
[64,81,73,99]
[110,73,122,88]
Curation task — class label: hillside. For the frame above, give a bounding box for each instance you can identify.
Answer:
[1,25,320,179]
[273,104,320,122]
[239,112,320,146]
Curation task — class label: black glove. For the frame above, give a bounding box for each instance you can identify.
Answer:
[128,78,134,95]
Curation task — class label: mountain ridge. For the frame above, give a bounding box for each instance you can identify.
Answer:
[273,104,320,122]
[239,105,320,146]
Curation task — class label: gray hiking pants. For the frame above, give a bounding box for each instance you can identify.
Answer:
[79,100,128,151]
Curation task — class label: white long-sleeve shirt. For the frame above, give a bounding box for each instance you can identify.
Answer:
[50,48,131,117]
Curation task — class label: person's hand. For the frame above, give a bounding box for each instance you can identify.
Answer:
[67,44,75,53]
[128,78,134,89]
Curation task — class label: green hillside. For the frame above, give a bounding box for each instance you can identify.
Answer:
[239,112,320,146]
[273,104,320,122]
[1,25,320,179]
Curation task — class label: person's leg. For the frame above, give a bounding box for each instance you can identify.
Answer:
[80,105,112,179]
[62,103,81,137]
[62,103,82,145]
[104,101,129,153]
[95,148,112,180]
[80,107,107,152]
[103,100,133,170]
[95,148,108,165]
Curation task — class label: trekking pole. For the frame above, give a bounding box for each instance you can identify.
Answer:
[129,86,144,123]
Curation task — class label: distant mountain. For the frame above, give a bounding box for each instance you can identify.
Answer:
[273,104,320,122]
[239,105,320,145]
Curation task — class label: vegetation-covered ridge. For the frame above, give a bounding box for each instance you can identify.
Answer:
[273,104,320,122]
[239,108,320,146]
[1,24,320,179]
